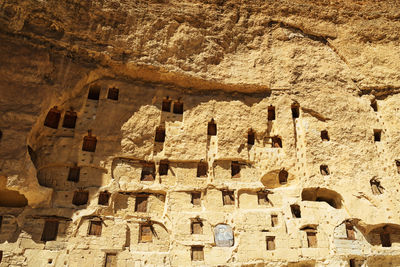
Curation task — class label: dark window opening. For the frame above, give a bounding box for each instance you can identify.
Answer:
[371,99,378,112]
[0,130,2,141]
[222,191,234,205]
[191,246,204,261]
[0,216,2,231]
[231,161,241,178]
[248,129,255,145]
[272,136,282,148]
[349,259,356,267]
[67,165,80,182]
[197,162,208,177]
[271,215,278,227]
[268,106,275,121]
[162,98,171,112]
[72,191,89,206]
[107,87,119,100]
[320,165,330,175]
[266,236,275,250]
[82,130,97,152]
[396,160,400,174]
[159,161,169,176]
[62,110,77,129]
[346,223,355,240]
[307,232,317,248]
[321,130,330,141]
[370,178,384,195]
[380,232,391,247]
[191,221,203,234]
[291,204,301,218]
[141,163,155,181]
[44,106,61,129]
[191,192,201,206]
[291,103,300,118]
[135,196,148,212]
[173,101,184,114]
[208,119,217,136]
[0,250,2,263]
[139,224,152,242]
[88,85,101,100]
[41,220,59,242]
[155,126,165,143]
[374,129,381,142]
[257,191,270,206]
[98,191,111,206]
[279,169,288,184]
[88,220,102,236]
[105,253,117,267]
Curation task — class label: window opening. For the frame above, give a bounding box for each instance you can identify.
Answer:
[67,165,80,182]
[279,169,288,184]
[62,110,77,128]
[191,192,201,206]
[82,130,97,152]
[141,163,155,181]
[139,224,152,242]
[208,119,217,136]
[374,129,381,142]
[88,220,102,236]
[98,191,111,206]
[266,236,275,250]
[105,253,117,267]
[88,84,100,100]
[173,100,183,114]
[222,191,234,205]
[155,126,165,142]
[306,232,317,248]
[371,99,378,112]
[72,191,89,206]
[159,161,169,176]
[321,130,330,141]
[291,204,301,218]
[381,232,391,247]
[191,221,203,234]
[41,220,59,242]
[44,106,61,129]
[268,105,275,121]
[346,223,355,240]
[231,161,241,178]
[257,191,270,206]
[291,103,300,118]
[271,215,278,227]
[197,162,208,177]
[135,196,148,212]
[107,87,119,100]
[320,165,330,175]
[248,129,255,145]
[191,246,204,261]
[396,160,400,174]
[272,136,282,148]
[162,97,171,112]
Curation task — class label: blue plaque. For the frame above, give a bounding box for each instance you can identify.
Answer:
[214,224,234,247]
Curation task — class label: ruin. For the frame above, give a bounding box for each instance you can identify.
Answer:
[1,0,400,266]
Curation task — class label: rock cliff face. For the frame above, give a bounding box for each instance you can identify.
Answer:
[1,0,400,266]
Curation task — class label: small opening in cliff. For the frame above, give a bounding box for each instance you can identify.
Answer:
[173,100,184,114]
[107,87,119,100]
[291,103,300,118]
[307,232,317,248]
[396,160,400,174]
[191,246,204,261]
[41,220,59,242]
[72,191,89,206]
[291,204,301,218]
[139,224,152,242]
[222,190,234,205]
[0,189,28,207]
[159,160,169,176]
[248,129,255,145]
[162,97,171,112]
[279,169,288,184]
[191,192,201,206]
[141,163,155,181]
[135,196,148,212]
[266,236,275,250]
[44,106,61,129]
[191,220,203,234]
[88,220,102,236]
[268,105,275,121]
[271,215,278,227]
[272,136,282,148]
[98,191,110,206]
[82,130,97,152]
[88,84,101,100]
[231,161,241,178]
[208,119,217,136]
[67,165,80,182]
[155,126,165,142]
[321,130,329,141]
[62,110,77,129]
[320,165,330,175]
[197,162,208,177]
[257,191,271,206]
[371,99,378,112]
[374,129,381,142]
[346,223,355,240]
[301,188,343,209]
[381,232,391,247]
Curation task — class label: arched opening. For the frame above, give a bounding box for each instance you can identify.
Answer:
[301,188,343,209]
[0,189,28,207]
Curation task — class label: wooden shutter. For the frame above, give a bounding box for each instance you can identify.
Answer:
[191,222,203,234]
[62,111,77,128]
[89,221,102,236]
[44,107,61,129]
[141,164,155,181]
[307,232,317,248]
[197,163,208,177]
[191,246,204,261]
[271,215,278,227]
[191,192,201,206]
[105,253,117,267]
[107,87,119,100]
[67,166,80,182]
[82,135,97,152]
[173,101,183,114]
[346,224,355,240]
[41,220,59,241]
[231,162,241,178]
[162,99,171,112]
[72,191,89,206]
[98,192,110,205]
[266,236,275,250]
[222,191,234,205]
[135,197,148,212]
[159,161,169,176]
[140,225,152,242]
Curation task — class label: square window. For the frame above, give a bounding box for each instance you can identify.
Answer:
[88,220,102,236]
[197,162,208,177]
[191,221,203,234]
[44,107,61,129]
[266,236,275,250]
[135,196,148,212]
[272,136,282,148]
[67,166,80,182]
[191,246,204,261]
[141,164,155,181]
[321,130,330,141]
[381,232,391,247]
[98,191,110,206]
[62,110,77,129]
[72,191,89,206]
[191,192,201,206]
[107,87,119,100]
[82,131,97,152]
[88,85,100,100]
[222,191,234,205]
[320,165,330,175]
[41,220,59,242]
[139,225,152,242]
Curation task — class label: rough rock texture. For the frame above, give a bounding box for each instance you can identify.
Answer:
[1,0,400,266]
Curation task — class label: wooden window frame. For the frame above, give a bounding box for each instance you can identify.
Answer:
[62,110,77,129]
